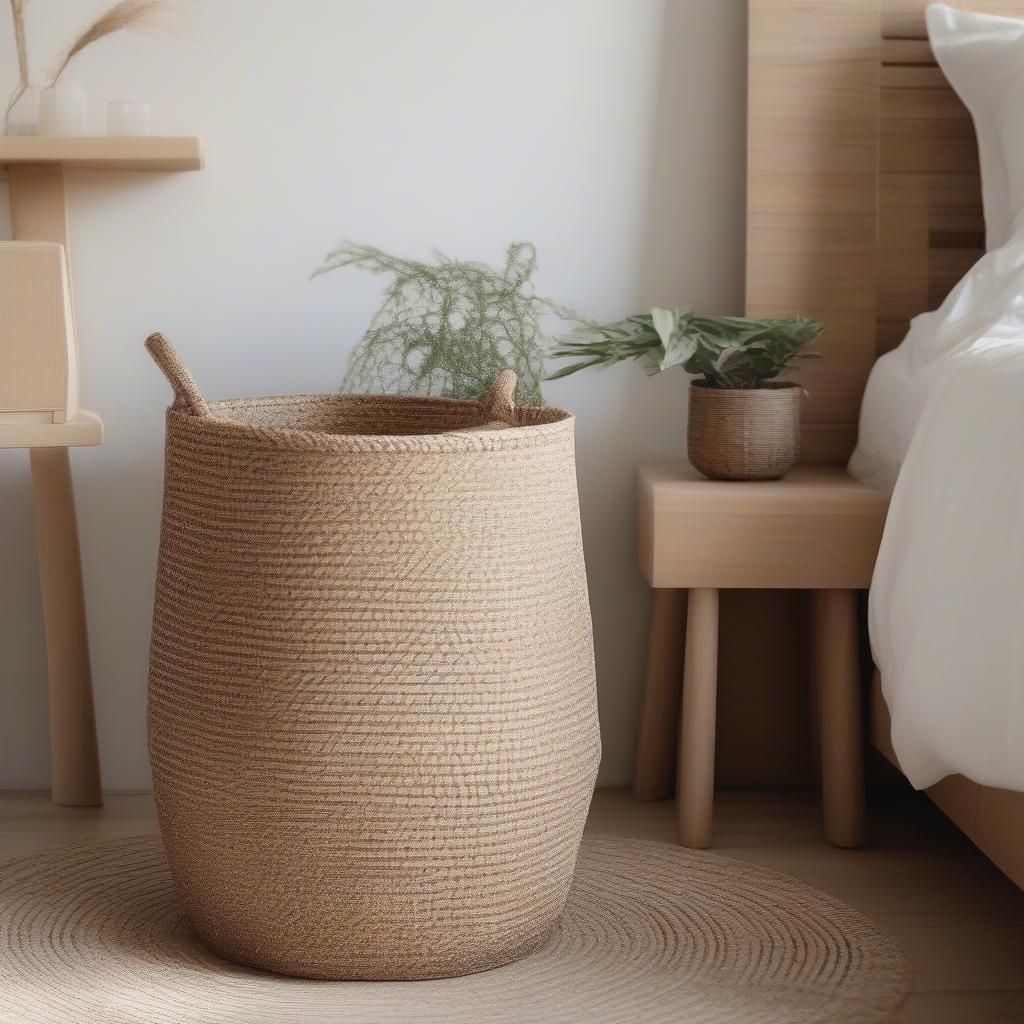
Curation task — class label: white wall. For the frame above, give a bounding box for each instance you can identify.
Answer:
[0,0,746,789]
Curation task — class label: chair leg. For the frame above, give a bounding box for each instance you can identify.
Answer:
[812,589,866,848]
[677,587,719,848]
[30,448,102,807]
[632,588,686,801]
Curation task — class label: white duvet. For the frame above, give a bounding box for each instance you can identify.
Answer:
[852,233,1024,793]
[856,330,1024,790]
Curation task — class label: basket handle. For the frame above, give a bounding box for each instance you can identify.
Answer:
[145,332,211,417]
[482,369,517,422]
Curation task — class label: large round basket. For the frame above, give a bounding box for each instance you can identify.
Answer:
[144,334,600,982]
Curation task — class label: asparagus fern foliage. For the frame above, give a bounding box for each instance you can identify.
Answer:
[312,242,584,405]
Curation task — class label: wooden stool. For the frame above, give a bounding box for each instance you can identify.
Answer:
[634,462,888,849]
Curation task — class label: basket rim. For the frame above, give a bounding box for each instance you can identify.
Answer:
[166,391,576,454]
[689,380,802,395]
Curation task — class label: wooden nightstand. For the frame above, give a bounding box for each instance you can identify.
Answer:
[634,461,889,849]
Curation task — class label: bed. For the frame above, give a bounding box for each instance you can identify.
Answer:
[748,0,1024,889]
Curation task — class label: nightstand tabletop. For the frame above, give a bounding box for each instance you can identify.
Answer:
[638,461,889,589]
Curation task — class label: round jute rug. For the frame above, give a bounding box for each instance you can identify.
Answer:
[0,834,910,1023]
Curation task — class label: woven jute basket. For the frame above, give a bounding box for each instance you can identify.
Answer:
[144,333,600,982]
[687,380,801,481]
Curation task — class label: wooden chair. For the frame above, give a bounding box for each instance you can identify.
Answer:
[633,461,888,849]
[0,239,103,806]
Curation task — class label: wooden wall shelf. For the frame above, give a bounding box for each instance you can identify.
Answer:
[0,136,203,172]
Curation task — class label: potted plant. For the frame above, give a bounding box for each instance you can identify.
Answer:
[548,307,824,480]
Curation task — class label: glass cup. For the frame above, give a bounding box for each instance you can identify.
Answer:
[39,84,87,136]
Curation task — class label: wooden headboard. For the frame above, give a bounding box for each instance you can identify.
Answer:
[746,0,1024,463]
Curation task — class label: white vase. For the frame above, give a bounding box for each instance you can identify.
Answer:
[4,85,39,135]
[39,84,87,136]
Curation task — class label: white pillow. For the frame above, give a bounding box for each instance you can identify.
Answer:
[927,3,1024,251]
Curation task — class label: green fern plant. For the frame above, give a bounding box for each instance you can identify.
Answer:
[548,307,824,389]
[312,242,583,405]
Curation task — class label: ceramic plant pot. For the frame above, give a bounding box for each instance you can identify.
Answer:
[687,380,801,481]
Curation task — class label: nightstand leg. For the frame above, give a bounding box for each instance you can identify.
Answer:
[813,589,866,848]
[677,587,719,848]
[633,588,686,801]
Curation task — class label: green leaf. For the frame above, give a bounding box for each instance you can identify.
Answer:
[648,307,696,371]
[650,307,681,347]
[547,307,825,388]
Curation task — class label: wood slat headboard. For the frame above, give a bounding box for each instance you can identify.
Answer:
[746,0,1016,463]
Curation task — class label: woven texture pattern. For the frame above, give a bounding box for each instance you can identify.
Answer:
[687,382,801,481]
[145,336,600,981]
[0,834,912,1023]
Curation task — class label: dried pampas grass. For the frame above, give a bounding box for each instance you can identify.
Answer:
[4,0,30,134]
[49,0,174,86]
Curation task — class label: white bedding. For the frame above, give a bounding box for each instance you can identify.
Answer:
[861,326,1024,791]
[849,239,1024,491]
[848,4,1024,792]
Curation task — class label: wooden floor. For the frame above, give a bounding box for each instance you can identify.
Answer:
[2,786,1023,1022]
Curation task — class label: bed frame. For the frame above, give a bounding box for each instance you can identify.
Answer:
[747,0,1024,888]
